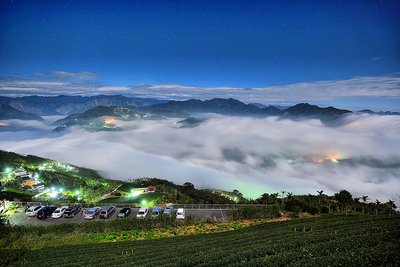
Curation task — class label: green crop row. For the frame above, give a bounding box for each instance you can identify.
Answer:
[1,215,399,266]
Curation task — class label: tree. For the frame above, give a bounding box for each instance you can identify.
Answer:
[271,193,279,205]
[317,190,324,204]
[305,194,312,205]
[334,190,353,216]
[280,190,286,206]
[386,199,397,215]
[182,182,195,192]
[362,195,369,214]
[353,197,360,212]
[257,193,267,205]
[375,199,381,215]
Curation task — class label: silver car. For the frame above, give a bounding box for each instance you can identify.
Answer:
[26,206,44,217]
[84,207,102,220]
[51,206,69,218]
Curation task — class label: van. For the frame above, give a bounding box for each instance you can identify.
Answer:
[37,206,57,219]
[99,206,115,219]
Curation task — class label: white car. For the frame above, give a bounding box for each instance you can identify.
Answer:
[136,207,149,219]
[26,206,44,217]
[84,207,102,220]
[51,206,69,218]
[176,208,185,219]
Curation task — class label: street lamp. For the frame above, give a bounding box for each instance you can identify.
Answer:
[142,200,146,206]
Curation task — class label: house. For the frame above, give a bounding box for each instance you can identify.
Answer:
[146,185,156,193]
[13,166,28,177]
[31,183,45,191]
[21,176,36,187]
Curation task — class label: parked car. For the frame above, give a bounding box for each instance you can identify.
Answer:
[176,208,186,219]
[37,206,57,219]
[99,206,115,219]
[26,206,44,217]
[136,207,149,219]
[51,206,69,218]
[151,207,163,218]
[64,206,81,218]
[117,207,131,218]
[164,206,174,216]
[84,207,102,220]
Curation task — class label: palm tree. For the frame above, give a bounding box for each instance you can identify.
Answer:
[353,197,360,212]
[305,193,312,205]
[271,193,279,205]
[375,199,381,215]
[317,190,324,204]
[281,190,286,207]
[362,195,369,214]
[386,199,397,215]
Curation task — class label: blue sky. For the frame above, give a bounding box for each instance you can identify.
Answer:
[1,0,399,110]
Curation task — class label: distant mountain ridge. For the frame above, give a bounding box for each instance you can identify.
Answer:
[0,103,44,121]
[358,109,400,116]
[52,106,141,132]
[145,98,350,120]
[146,98,281,116]
[0,95,166,116]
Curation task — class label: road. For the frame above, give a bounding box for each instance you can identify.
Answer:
[9,207,228,227]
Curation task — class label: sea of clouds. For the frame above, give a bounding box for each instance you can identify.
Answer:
[1,113,400,205]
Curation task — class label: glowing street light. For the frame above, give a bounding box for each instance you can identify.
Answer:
[51,187,55,191]
[76,191,80,195]
[59,188,63,193]
[142,200,146,206]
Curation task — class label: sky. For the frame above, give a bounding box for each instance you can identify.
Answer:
[1,0,400,205]
[0,0,400,111]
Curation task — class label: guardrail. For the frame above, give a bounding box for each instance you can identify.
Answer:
[13,201,273,210]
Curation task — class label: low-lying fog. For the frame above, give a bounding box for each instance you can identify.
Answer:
[1,113,400,204]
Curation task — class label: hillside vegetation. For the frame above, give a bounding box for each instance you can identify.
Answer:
[1,214,399,266]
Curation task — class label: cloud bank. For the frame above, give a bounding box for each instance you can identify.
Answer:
[1,72,400,111]
[1,113,399,206]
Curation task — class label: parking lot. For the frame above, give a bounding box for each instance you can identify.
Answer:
[9,207,228,227]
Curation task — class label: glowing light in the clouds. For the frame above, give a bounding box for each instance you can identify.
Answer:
[328,155,340,162]
[105,119,115,124]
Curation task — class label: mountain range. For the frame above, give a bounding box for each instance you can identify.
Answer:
[0,95,166,116]
[0,103,44,121]
[1,95,399,129]
[48,99,353,131]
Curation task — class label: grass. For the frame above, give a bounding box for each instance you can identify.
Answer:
[1,214,399,266]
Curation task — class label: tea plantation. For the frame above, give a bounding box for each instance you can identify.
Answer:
[1,214,399,266]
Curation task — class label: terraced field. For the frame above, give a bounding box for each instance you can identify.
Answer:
[1,215,399,266]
